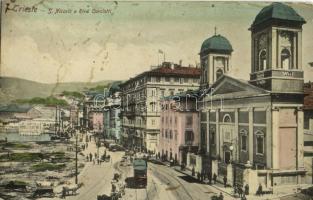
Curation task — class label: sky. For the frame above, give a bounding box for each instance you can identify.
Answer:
[1,0,313,83]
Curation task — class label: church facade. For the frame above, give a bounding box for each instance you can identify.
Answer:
[197,2,307,193]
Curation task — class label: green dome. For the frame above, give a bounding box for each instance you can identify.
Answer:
[251,2,305,28]
[200,34,233,55]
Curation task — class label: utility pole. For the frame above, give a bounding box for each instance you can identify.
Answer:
[55,106,58,135]
[97,137,99,160]
[75,132,78,184]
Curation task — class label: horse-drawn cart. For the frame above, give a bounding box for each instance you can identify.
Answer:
[32,187,55,198]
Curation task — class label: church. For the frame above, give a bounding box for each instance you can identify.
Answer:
[197,2,307,193]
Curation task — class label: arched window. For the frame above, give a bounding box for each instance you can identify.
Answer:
[240,129,248,151]
[259,50,267,70]
[281,48,291,69]
[255,131,264,155]
[216,69,223,80]
[223,114,232,123]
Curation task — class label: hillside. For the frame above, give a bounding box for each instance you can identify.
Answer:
[0,77,117,104]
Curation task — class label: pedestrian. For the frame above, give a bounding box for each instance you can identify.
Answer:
[197,172,200,181]
[111,182,116,193]
[219,192,224,200]
[257,183,263,196]
[97,159,100,165]
[86,155,89,162]
[200,172,204,182]
[238,185,243,197]
[90,153,93,162]
[61,186,66,199]
[234,184,238,196]
[208,172,212,184]
[213,173,217,184]
[244,184,249,195]
[223,175,227,188]
[192,167,195,176]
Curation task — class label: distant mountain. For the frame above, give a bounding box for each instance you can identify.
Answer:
[0,77,118,104]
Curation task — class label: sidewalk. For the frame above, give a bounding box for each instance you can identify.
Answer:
[171,165,306,200]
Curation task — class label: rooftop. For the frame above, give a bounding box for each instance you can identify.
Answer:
[200,34,233,55]
[121,62,200,87]
[149,62,201,77]
[251,2,306,29]
[0,104,34,113]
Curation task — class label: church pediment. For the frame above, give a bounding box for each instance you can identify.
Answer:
[208,75,269,98]
[213,82,244,94]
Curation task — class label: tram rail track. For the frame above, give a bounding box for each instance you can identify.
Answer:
[149,163,194,200]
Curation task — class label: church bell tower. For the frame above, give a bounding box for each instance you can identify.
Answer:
[199,31,233,89]
[249,2,306,93]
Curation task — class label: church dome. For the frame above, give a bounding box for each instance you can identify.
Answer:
[200,34,233,55]
[251,2,305,29]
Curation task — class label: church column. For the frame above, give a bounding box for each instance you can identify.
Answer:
[293,33,297,69]
[271,28,277,69]
[251,34,255,73]
[209,55,214,85]
[216,109,220,158]
[266,106,272,168]
[206,56,209,85]
[277,30,281,69]
[235,108,239,161]
[297,31,302,69]
[272,107,279,169]
[297,107,304,169]
[207,111,211,154]
[248,107,254,164]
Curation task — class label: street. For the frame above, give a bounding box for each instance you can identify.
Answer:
[59,133,232,200]
[37,133,308,200]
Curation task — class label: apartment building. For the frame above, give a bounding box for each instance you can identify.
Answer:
[120,62,200,152]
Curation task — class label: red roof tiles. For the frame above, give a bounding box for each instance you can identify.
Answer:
[149,65,201,77]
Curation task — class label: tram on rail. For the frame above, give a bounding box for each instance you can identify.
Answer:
[133,159,147,188]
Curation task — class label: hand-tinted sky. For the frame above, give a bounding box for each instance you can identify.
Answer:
[2,0,313,83]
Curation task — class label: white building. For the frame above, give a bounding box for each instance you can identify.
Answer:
[121,62,200,152]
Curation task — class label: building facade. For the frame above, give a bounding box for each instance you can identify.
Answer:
[121,62,200,152]
[197,2,307,194]
[304,82,313,184]
[103,91,122,142]
[158,91,200,164]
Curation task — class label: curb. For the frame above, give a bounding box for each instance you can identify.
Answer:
[173,167,236,198]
